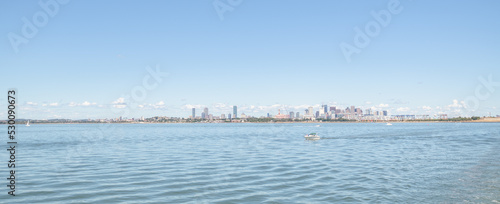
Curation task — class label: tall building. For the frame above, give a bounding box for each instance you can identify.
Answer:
[201,112,206,119]
[228,113,232,120]
[335,109,341,114]
[322,105,328,113]
[308,107,313,116]
[203,107,209,119]
[383,110,388,116]
[315,111,320,118]
[355,108,362,115]
[330,106,336,112]
[365,108,372,115]
[296,112,300,118]
[192,108,195,118]
[233,106,237,118]
[221,114,226,119]
[289,112,294,119]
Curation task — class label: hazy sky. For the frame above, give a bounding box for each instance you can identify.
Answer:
[1,0,499,119]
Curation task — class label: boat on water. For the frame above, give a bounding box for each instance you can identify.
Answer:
[26,120,30,127]
[304,133,320,140]
[386,122,392,126]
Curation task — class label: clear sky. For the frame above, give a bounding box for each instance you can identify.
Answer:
[1,0,499,119]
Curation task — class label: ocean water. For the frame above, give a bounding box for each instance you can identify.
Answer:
[1,123,499,203]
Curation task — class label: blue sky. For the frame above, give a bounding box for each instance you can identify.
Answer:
[1,0,499,119]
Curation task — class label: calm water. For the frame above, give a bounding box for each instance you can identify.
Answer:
[2,123,499,203]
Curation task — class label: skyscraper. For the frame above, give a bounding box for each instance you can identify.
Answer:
[289,112,294,119]
[330,106,336,112]
[203,107,208,119]
[228,113,232,120]
[322,105,328,113]
[365,108,372,115]
[233,106,237,118]
[296,112,300,118]
[192,108,195,118]
[355,108,362,115]
[308,107,313,116]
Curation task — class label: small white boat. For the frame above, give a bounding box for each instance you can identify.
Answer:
[386,122,392,126]
[26,120,30,127]
[304,133,320,140]
[315,125,321,127]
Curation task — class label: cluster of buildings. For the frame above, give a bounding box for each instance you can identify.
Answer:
[273,105,389,121]
[189,106,239,120]
[189,105,393,121]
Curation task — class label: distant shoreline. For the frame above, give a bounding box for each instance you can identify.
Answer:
[2,118,499,125]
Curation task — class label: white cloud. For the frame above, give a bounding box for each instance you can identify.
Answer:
[150,101,166,109]
[114,104,127,109]
[422,106,432,110]
[378,104,389,108]
[365,101,372,105]
[112,97,127,109]
[26,102,38,106]
[67,101,97,107]
[448,99,464,108]
[49,102,59,107]
[113,98,125,104]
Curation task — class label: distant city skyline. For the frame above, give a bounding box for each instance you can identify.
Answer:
[6,99,497,120]
[187,104,442,121]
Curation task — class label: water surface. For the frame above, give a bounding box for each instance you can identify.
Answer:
[2,123,499,203]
